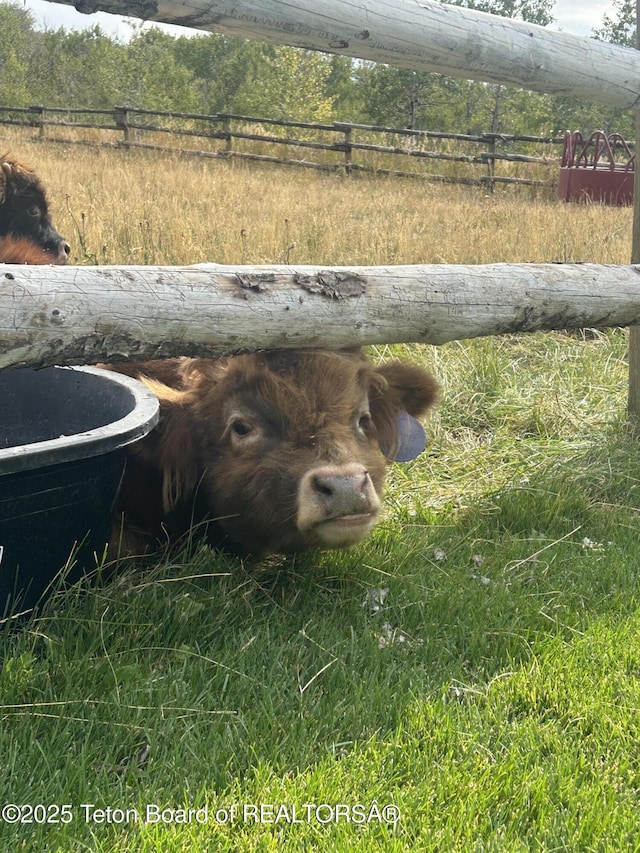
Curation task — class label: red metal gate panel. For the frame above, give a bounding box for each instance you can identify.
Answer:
[558,130,634,205]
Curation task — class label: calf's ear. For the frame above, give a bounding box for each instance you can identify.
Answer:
[138,379,201,513]
[0,163,9,205]
[373,362,439,416]
[369,363,439,461]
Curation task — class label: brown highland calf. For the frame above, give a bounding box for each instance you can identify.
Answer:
[0,155,70,263]
[106,349,438,557]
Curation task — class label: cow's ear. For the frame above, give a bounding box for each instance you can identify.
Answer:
[0,162,9,205]
[174,357,233,396]
[373,363,439,416]
[369,363,438,461]
[140,379,200,513]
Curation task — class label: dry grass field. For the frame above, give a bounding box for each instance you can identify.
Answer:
[4,130,631,269]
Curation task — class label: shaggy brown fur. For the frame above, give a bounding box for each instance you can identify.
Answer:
[0,155,69,264]
[105,349,438,557]
[0,234,55,264]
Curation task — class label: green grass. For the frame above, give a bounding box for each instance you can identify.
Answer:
[2,327,640,851]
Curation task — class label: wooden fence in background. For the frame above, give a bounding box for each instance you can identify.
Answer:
[0,103,562,192]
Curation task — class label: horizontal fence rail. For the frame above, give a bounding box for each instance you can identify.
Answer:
[51,0,640,110]
[0,104,564,191]
[3,262,640,369]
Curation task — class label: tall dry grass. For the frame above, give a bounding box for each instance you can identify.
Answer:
[4,130,632,268]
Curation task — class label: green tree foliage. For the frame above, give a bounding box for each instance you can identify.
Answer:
[123,28,200,111]
[594,0,635,46]
[174,35,338,121]
[454,0,553,25]
[0,0,633,139]
[34,26,128,107]
[230,45,335,122]
[0,4,41,105]
[172,34,267,115]
[325,55,365,121]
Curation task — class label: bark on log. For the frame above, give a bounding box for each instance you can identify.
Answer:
[2,262,640,368]
[55,0,640,109]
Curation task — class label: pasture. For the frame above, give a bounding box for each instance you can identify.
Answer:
[1,134,639,851]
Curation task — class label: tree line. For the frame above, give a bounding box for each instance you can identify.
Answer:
[0,0,634,139]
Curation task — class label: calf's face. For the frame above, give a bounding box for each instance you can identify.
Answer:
[0,157,70,264]
[112,350,438,556]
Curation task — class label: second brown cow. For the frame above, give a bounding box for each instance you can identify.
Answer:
[106,349,438,557]
[0,155,70,264]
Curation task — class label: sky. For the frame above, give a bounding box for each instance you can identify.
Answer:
[550,0,617,36]
[19,0,619,41]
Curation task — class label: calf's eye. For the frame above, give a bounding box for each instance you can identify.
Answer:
[357,413,373,435]
[231,418,253,437]
[27,205,41,218]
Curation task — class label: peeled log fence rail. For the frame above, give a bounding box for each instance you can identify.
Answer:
[54,0,640,110]
[2,262,640,369]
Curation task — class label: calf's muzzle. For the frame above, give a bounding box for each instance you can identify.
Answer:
[298,463,382,549]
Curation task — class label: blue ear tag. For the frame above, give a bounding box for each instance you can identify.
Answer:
[380,410,427,462]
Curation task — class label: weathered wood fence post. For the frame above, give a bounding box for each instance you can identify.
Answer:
[29,105,45,140]
[342,124,353,175]
[221,114,233,155]
[485,135,497,194]
[628,0,640,420]
[51,0,640,109]
[114,106,132,144]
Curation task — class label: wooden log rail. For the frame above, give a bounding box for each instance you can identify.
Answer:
[52,0,640,109]
[2,262,640,369]
[0,104,562,188]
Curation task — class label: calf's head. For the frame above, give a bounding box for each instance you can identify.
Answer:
[122,350,437,556]
[0,156,70,264]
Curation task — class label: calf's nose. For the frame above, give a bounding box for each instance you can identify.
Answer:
[297,462,383,548]
[57,240,71,264]
[310,464,377,517]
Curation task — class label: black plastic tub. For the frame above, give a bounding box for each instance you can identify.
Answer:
[0,366,159,615]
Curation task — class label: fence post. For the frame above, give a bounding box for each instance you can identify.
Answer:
[29,105,45,140]
[221,114,233,155]
[628,0,640,420]
[485,134,496,193]
[343,125,352,175]
[114,106,131,144]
